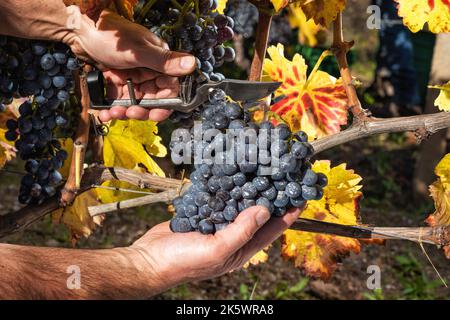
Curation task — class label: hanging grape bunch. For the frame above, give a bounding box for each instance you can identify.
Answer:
[138,0,236,123]
[0,36,80,204]
[140,0,236,82]
[169,89,328,234]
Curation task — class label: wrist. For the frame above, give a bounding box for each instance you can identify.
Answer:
[117,246,177,297]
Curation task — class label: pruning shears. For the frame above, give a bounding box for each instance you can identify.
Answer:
[86,70,281,113]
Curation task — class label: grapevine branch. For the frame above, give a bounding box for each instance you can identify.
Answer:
[332,11,369,122]
[60,66,92,206]
[248,10,272,81]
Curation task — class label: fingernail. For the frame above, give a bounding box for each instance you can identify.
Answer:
[180,56,195,70]
[256,208,270,227]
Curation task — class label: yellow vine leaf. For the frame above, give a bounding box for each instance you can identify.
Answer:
[263,44,348,140]
[427,153,450,259]
[270,0,289,12]
[103,119,166,175]
[429,81,450,112]
[98,119,166,203]
[53,190,104,240]
[427,155,450,258]
[215,0,228,14]
[288,4,322,47]
[395,0,450,33]
[294,0,347,27]
[0,109,17,168]
[243,247,270,268]
[282,160,363,279]
[59,138,74,178]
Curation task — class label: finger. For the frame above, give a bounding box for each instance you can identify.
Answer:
[148,109,173,121]
[108,106,128,120]
[136,44,196,77]
[140,81,158,99]
[125,107,151,120]
[104,69,160,86]
[155,88,178,99]
[213,206,271,256]
[238,208,301,265]
[99,110,112,122]
[155,76,179,90]
[122,83,144,100]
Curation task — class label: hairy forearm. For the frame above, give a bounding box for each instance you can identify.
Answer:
[0,0,79,43]
[0,244,169,299]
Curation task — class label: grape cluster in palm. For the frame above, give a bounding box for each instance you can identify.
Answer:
[169,89,327,234]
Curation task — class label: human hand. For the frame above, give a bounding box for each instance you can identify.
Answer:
[67,9,196,121]
[130,206,300,290]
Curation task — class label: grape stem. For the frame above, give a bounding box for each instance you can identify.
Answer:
[136,0,158,23]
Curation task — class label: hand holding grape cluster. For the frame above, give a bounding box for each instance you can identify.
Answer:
[169,89,327,234]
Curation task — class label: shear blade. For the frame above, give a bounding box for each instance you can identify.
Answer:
[215,80,282,102]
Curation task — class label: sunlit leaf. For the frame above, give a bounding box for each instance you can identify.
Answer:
[0,109,17,168]
[103,119,166,176]
[281,160,363,279]
[270,0,289,12]
[99,119,166,206]
[426,153,450,258]
[52,190,104,240]
[395,0,450,33]
[429,81,450,112]
[243,247,269,268]
[59,138,74,178]
[263,44,348,140]
[295,0,347,27]
[216,0,229,14]
[288,5,323,47]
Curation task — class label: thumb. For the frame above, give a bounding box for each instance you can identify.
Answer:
[214,206,271,254]
[140,44,197,76]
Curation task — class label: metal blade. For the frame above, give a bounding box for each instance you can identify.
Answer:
[217,80,282,102]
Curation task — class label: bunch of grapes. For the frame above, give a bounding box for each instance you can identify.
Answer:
[169,90,327,234]
[0,36,80,204]
[140,0,236,82]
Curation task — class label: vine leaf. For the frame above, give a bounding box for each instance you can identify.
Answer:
[262,44,348,140]
[97,119,166,205]
[429,81,450,112]
[288,5,323,47]
[244,248,270,268]
[427,153,450,258]
[281,160,363,279]
[0,109,17,168]
[59,138,74,178]
[103,119,166,175]
[395,0,450,33]
[270,0,290,12]
[52,190,105,241]
[293,0,347,27]
[216,0,229,14]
